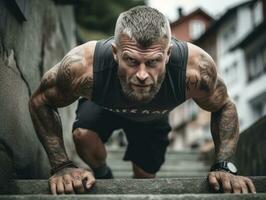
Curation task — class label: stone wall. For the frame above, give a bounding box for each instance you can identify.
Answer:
[0,0,77,182]
[201,116,266,176]
[235,116,266,175]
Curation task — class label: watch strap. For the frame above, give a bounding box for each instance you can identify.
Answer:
[210,161,237,175]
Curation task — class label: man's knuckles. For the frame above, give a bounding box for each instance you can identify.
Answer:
[222,184,232,193]
[49,169,94,194]
[231,183,241,193]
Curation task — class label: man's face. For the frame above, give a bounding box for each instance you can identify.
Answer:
[112,34,172,104]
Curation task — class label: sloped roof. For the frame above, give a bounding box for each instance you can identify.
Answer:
[193,0,257,44]
[170,8,213,28]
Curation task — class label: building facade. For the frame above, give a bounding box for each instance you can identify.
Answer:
[170,0,266,150]
[169,8,213,150]
[215,0,265,131]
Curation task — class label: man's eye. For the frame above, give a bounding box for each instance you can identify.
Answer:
[147,59,159,67]
[127,57,137,65]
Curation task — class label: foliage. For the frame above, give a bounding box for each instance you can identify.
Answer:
[75,0,146,41]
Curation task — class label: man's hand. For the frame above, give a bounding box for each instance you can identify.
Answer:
[49,167,95,195]
[208,171,256,193]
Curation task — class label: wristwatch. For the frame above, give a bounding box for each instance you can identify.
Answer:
[210,161,237,175]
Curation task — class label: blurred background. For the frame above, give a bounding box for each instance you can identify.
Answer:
[0,0,265,181]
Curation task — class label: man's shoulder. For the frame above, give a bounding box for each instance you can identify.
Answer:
[93,37,115,55]
[187,42,214,66]
[185,42,217,99]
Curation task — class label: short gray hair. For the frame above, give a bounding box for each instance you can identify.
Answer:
[114,6,171,47]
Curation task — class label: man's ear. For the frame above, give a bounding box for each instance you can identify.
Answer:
[112,43,118,62]
[166,44,173,63]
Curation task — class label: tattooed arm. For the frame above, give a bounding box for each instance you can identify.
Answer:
[29,41,96,194]
[186,43,255,193]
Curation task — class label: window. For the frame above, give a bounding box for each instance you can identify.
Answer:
[224,62,238,85]
[221,25,236,55]
[246,44,266,82]
[189,20,205,40]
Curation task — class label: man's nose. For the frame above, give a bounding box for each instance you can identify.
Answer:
[136,69,149,81]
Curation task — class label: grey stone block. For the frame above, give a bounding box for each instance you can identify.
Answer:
[1,177,266,194]
[0,194,266,200]
[0,0,77,180]
[235,116,266,176]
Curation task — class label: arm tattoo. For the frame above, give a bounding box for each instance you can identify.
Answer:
[189,50,239,162]
[29,52,92,168]
[186,53,217,97]
[57,54,81,92]
[186,74,199,92]
[78,75,93,97]
[30,74,70,167]
[194,78,239,162]
[198,53,217,93]
[194,78,228,112]
[211,100,239,162]
[57,54,93,98]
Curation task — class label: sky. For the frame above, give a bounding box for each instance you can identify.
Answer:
[147,0,248,22]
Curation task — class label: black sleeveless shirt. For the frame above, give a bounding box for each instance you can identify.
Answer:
[91,37,188,123]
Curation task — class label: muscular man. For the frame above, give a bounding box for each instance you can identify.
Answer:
[29,6,256,194]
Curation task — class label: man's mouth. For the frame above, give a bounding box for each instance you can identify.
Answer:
[131,83,151,88]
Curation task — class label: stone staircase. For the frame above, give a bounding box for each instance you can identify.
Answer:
[1,149,266,199]
[106,149,209,178]
[1,177,266,199]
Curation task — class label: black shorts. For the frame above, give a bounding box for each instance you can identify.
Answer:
[72,98,171,174]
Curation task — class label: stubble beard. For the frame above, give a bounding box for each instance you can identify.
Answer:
[118,68,166,104]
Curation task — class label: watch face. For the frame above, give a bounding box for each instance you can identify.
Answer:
[227,162,237,173]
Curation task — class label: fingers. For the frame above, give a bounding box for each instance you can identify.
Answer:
[49,176,65,194]
[49,169,95,195]
[208,172,220,191]
[63,174,74,194]
[49,178,57,195]
[244,177,256,193]
[231,178,241,193]
[82,171,96,190]
[56,177,65,194]
[231,176,256,194]
[208,171,257,194]
[239,180,248,194]
[73,174,85,193]
[219,172,232,193]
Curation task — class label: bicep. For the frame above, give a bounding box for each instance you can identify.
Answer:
[33,46,93,108]
[193,77,229,112]
[34,62,78,108]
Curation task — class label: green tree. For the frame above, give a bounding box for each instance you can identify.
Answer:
[75,0,146,41]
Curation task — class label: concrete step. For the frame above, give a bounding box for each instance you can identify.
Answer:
[1,194,266,200]
[107,156,209,178]
[112,171,208,178]
[108,162,209,171]
[1,177,265,195]
[107,150,204,162]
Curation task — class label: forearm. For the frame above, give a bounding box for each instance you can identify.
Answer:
[211,100,239,162]
[29,97,69,168]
